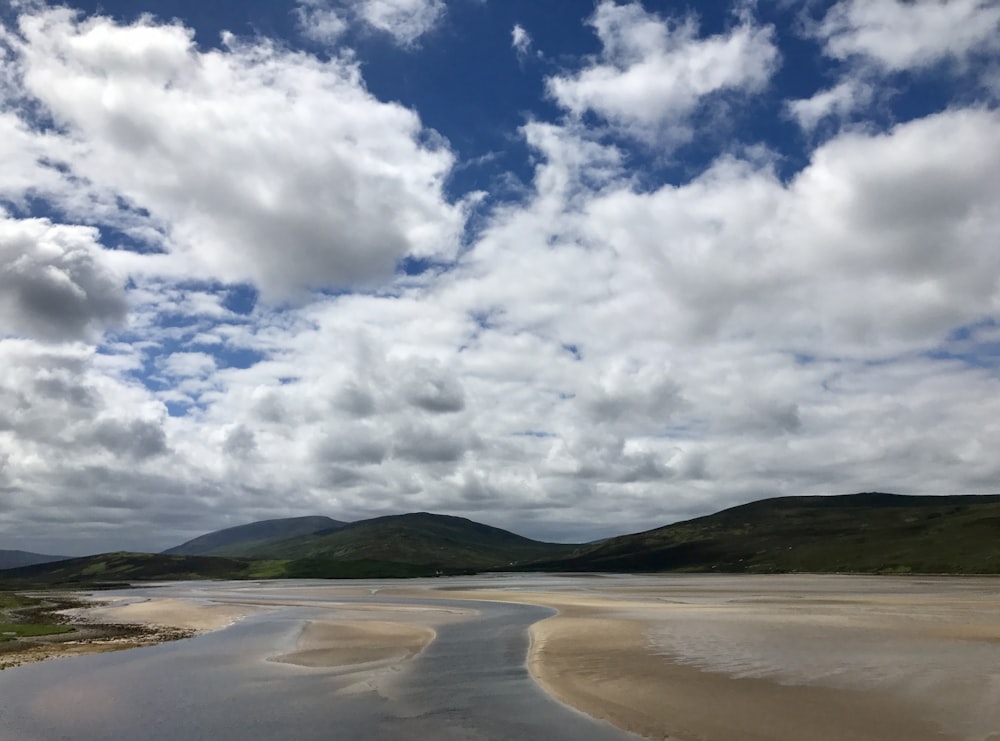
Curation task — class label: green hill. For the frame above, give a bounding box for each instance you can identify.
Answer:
[0,552,262,584]
[10,495,1000,584]
[532,493,1000,575]
[0,552,450,585]
[213,512,573,569]
[163,516,345,557]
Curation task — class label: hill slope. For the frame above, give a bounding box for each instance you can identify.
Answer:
[226,512,576,569]
[0,552,261,584]
[0,550,69,570]
[535,493,1000,574]
[163,516,345,557]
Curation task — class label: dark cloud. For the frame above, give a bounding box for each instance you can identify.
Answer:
[223,425,257,459]
[335,383,377,417]
[315,430,388,465]
[392,424,472,463]
[93,418,169,460]
[403,370,465,413]
[0,216,127,341]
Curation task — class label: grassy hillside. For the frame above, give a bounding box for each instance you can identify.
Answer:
[0,550,69,570]
[223,512,577,569]
[0,552,467,585]
[0,552,264,584]
[163,516,344,556]
[11,495,1000,583]
[533,493,1000,575]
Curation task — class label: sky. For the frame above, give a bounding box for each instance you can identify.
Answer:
[0,0,999,556]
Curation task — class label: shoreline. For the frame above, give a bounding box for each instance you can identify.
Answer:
[393,582,981,740]
[0,593,254,671]
[0,593,195,671]
[5,576,998,740]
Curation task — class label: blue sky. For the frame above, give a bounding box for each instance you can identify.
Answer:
[1,0,999,555]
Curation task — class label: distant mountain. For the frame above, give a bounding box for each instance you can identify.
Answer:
[531,492,1000,575]
[0,550,69,570]
[12,494,1000,585]
[217,512,577,569]
[163,516,345,557]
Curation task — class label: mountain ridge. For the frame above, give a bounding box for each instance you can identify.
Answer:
[0,550,69,570]
[8,493,1000,583]
[530,492,1000,574]
[163,515,345,557]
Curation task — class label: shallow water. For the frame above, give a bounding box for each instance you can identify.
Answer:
[0,579,634,741]
[2,574,999,740]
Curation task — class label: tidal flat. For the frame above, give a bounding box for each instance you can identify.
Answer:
[0,574,997,740]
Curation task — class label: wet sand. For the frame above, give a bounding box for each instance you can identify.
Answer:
[390,576,1000,741]
[10,575,1000,740]
[273,620,435,668]
[528,610,948,741]
[79,596,255,631]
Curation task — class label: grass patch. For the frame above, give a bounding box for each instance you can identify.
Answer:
[0,623,73,642]
[0,592,41,610]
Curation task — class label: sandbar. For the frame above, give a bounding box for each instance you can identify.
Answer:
[390,577,1000,741]
[80,597,255,632]
[273,620,435,668]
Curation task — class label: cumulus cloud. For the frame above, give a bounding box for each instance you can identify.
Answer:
[547,1,779,142]
[2,8,464,298]
[817,0,1000,71]
[400,361,465,413]
[786,80,873,132]
[582,108,1000,349]
[1,2,999,556]
[0,213,127,341]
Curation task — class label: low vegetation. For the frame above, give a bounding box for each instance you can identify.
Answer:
[532,493,1000,574]
[0,623,73,642]
[5,493,1000,585]
[0,591,75,647]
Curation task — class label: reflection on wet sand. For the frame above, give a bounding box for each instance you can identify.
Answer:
[3,574,998,741]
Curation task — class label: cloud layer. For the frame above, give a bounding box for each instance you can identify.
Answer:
[0,1,998,554]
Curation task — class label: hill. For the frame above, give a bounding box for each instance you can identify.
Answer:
[532,492,1000,575]
[0,551,472,585]
[216,512,576,569]
[0,552,264,584]
[163,516,345,557]
[0,550,69,570]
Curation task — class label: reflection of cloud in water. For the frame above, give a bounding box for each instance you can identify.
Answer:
[29,677,124,729]
[646,606,1000,740]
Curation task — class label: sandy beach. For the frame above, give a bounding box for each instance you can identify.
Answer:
[79,596,256,632]
[389,576,1000,741]
[7,575,1000,740]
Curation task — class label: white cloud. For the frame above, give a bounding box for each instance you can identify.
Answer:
[297,0,445,48]
[786,80,873,132]
[582,108,1000,350]
[159,352,218,379]
[359,0,445,47]
[1,3,999,556]
[3,9,464,299]
[547,1,779,143]
[818,0,1000,71]
[295,0,348,45]
[511,23,532,61]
